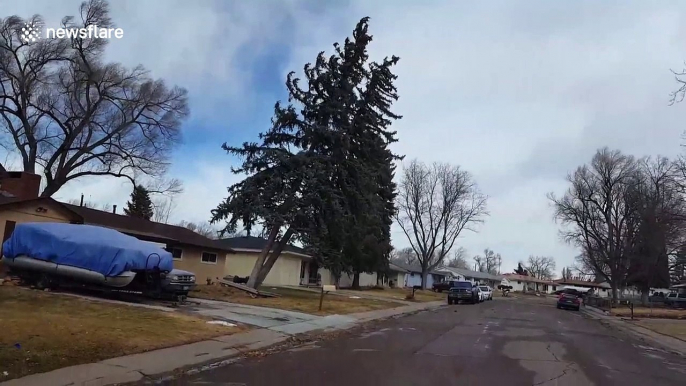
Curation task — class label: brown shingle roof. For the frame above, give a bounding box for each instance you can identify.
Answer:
[62,203,233,253]
[0,195,233,253]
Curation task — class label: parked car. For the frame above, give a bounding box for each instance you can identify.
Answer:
[447,281,479,304]
[665,292,686,308]
[479,285,493,300]
[556,293,581,311]
[433,280,460,293]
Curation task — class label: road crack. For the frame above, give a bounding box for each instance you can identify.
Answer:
[532,362,576,386]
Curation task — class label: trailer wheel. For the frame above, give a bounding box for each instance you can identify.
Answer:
[35,274,52,290]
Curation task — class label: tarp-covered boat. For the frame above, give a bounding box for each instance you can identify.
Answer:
[2,222,174,288]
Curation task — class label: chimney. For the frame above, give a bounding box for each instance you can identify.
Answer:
[80,194,84,207]
[0,171,41,199]
[112,205,117,214]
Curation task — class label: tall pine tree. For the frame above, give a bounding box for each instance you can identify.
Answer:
[211,17,401,289]
[124,185,154,220]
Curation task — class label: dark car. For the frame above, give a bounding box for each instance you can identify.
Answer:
[433,280,460,293]
[447,281,479,305]
[557,293,581,311]
[665,292,686,308]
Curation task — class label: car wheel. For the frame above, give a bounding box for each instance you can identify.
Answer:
[556,304,561,309]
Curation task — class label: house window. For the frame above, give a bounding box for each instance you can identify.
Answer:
[517,281,521,284]
[201,252,217,264]
[168,248,182,260]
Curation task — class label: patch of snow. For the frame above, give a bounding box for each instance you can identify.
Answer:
[349,296,361,299]
[207,321,237,327]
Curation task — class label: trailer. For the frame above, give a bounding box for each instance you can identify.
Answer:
[1,222,197,302]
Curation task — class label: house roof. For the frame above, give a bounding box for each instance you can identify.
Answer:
[0,196,233,253]
[392,261,447,275]
[216,236,311,258]
[439,267,504,281]
[503,273,555,285]
[388,263,408,273]
[553,279,611,289]
[61,203,234,253]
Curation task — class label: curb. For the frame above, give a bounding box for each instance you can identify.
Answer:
[580,306,686,357]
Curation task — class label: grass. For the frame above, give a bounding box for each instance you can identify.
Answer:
[348,287,445,302]
[611,307,686,319]
[633,320,686,342]
[0,286,243,381]
[191,284,404,316]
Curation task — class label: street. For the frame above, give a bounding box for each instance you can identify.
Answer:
[157,297,686,385]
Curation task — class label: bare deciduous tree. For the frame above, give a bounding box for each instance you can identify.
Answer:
[395,159,488,288]
[549,147,638,301]
[446,247,469,269]
[390,247,416,266]
[152,196,176,224]
[525,255,556,280]
[473,248,501,274]
[178,220,219,239]
[0,0,188,197]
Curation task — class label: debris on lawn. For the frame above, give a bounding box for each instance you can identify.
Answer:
[217,279,279,298]
[206,321,237,327]
[349,296,361,299]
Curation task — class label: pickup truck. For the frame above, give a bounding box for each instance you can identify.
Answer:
[433,280,461,293]
[665,292,686,308]
[447,281,480,304]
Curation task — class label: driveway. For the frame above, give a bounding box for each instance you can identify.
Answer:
[182,298,357,334]
[165,297,686,385]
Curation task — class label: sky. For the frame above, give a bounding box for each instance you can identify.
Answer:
[2,0,686,277]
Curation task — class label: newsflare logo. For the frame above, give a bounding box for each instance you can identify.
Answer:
[20,22,124,43]
[21,23,40,42]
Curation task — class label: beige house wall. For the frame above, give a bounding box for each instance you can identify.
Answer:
[223,251,305,286]
[171,246,227,284]
[0,203,75,257]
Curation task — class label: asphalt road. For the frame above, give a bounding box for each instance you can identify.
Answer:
[159,297,686,385]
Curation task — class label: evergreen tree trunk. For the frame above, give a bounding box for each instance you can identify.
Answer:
[254,227,295,288]
[352,272,360,289]
[246,226,280,289]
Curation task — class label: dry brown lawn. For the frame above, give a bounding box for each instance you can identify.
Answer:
[611,307,686,319]
[634,320,686,342]
[0,286,243,381]
[191,285,404,315]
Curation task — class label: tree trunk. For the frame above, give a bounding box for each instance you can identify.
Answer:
[253,227,295,288]
[611,286,618,304]
[246,226,280,289]
[640,288,649,306]
[351,272,360,289]
[421,270,428,289]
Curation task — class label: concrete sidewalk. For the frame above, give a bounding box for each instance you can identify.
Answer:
[1,301,443,386]
[581,305,686,357]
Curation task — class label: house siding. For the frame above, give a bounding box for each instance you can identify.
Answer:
[337,272,377,287]
[172,246,227,284]
[404,272,438,288]
[223,251,304,286]
[0,202,75,258]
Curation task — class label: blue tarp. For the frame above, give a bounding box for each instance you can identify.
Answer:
[2,222,173,277]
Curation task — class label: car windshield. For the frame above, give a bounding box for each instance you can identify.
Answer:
[452,282,472,289]
[479,286,489,291]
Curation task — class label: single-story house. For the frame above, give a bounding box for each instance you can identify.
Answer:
[216,236,382,288]
[553,279,612,297]
[438,267,504,288]
[0,171,234,282]
[502,274,556,293]
[391,261,449,288]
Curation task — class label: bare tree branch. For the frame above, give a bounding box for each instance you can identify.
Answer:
[395,159,488,288]
[0,1,188,196]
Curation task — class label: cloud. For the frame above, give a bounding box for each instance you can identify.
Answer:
[4,0,686,276]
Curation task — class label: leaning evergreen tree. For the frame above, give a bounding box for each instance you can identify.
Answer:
[124,185,154,220]
[211,17,401,289]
